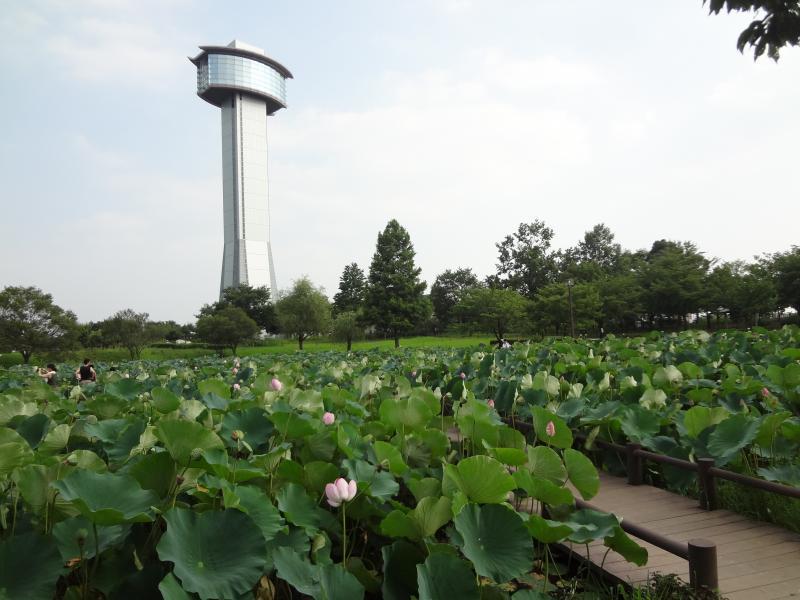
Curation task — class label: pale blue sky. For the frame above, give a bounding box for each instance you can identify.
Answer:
[1,1,797,323]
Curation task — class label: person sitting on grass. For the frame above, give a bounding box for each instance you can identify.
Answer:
[38,364,58,386]
[75,358,97,384]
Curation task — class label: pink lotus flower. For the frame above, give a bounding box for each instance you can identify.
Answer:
[487,399,495,409]
[271,378,282,391]
[322,411,335,425]
[460,372,466,380]
[325,478,357,507]
[232,367,238,375]
[761,387,770,397]
[233,383,240,391]
[545,421,556,437]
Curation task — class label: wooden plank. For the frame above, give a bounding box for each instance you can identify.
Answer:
[542,470,800,597]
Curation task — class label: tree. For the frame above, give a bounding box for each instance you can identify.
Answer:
[0,286,78,363]
[639,241,709,326]
[100,309,156,359]
[455,287,528,341]
[596,273,644,333]
[196,306,259,356]
[198,284,277,333]
[364,220,428,347]
[495,221,558,298]
[430,268,480,331]
[530,282,602,335]
[769,246,800,311]
[275,278,332,350]
[331,311,362,351]
[705,0,800,61]
[332,263,366,316]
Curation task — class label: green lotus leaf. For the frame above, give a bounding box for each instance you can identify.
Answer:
[653,365,683,387]
[604,525,648,566]
[226,485,286,541]
[52,470,158,525]
[157,508,266,600]
[532,407,572,449]
[757,465,800,487]
[408,477,441,502]
[277,483,336,532]
[443,455,516,504]
[381,496,453,541]
[374,440,409,475]
[0,532,64,600]
[454,503,532,583]
[382,540,426,600]
[154,419,224,466]
[104,378,144,401]
[270,411,317,438]
[561,508,619,544]
[319,563,365,600]
[0,427,34,476]
[38,423,71,454]
[526,513,573,543]
[707,414,760,466]
[620,405,661,441]
[197,378,231,400]
[564,448,599,500]
[488,445,528,466]
[220,407,273,452]
[416,553,480,600]
[158,572,193,600]
[513,470,573,506]
[273,545,319,597]
[527,445,567,485]
[380,395,433,432]
[15,413,49,448]
[127,450,177,497]
[755,411,792,448]
[342,458,400,500]
[52,515,130,561]
[151,387,181,413]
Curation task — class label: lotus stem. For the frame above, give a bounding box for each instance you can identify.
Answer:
[341,503,347,570]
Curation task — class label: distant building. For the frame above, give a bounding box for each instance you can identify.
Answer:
[190,40,292,298]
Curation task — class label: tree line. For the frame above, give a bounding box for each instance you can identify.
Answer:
[1,218,798,362]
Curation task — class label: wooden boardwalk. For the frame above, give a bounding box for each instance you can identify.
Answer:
[568,472,800,599]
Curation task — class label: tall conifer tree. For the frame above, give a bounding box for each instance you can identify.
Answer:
[365,220,427,347]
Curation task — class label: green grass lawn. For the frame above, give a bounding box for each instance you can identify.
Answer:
[0,335,497,367]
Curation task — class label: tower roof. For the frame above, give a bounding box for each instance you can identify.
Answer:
[189,42,293,79]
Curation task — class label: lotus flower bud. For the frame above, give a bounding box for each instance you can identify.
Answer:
[325,477,357,507]
[271,378,283,391]
[460,372,466,380]
[232,367,238,375]
[231,430,244,442]
[545,421,556,437]
[233,383,240,391]
[322,412,335,425]
[411,370,417,378]
[761,387,770,398]
[487,399,495,408]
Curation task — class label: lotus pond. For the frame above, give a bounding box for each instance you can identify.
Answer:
[0,326,798,599]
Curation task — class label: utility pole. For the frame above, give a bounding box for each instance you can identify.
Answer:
[567,279,576,338]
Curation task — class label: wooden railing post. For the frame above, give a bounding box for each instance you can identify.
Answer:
[697,458,717,511]
[688,539,718,591]
[626,443,643,485]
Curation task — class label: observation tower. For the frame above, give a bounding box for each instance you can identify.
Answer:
[190,40,292,298]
